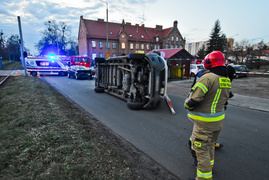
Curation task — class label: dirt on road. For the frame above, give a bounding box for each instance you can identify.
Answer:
[231,77,269,99]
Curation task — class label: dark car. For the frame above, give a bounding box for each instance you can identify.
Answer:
[233,65,249,78]
[67,65,92,80]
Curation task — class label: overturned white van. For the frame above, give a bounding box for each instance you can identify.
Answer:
[25,56,69,76]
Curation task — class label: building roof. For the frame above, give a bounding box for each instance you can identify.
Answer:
[148,48,193,59]
[81,17,175,43]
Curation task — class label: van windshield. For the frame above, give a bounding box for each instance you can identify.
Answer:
[82,58,90,62]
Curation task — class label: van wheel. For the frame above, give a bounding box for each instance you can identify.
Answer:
[59,71,65,76]
[94,87,105,93]
[95,57,106,63]
[127,100,144,110]
[31,72,37,77]
[128,53,145,60]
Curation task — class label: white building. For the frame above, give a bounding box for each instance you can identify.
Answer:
[185,41,208,56]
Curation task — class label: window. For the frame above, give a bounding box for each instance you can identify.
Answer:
[112,53,116,57]
[99,41,103,48]
[136,44,139,49]
[171,36,174,41]
[82,58,90,62]
[171,44,174,48]
[176,37,178,41]
[106,42,110,49]
[92,41,96,48]
[146,44,149,50]
[154,45,157,49]
[156,36,159,42]
[175,45,178,48]
[122,42,125,49]
[157,45,160,49]
[113,42,116,49]
[99,53,103,57]
[75,58,80,62]
[92,53,96,60]
[130,43,134,50]
[141,44,144,49]
[165,44,169,49]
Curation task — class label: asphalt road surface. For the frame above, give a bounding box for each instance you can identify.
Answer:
[42,76,269,179]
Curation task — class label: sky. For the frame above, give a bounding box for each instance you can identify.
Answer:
[1,0,268,55]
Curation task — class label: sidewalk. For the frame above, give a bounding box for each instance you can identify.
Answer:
[228,94,269,112]
[0,70,26,76]
[167,79,269,113]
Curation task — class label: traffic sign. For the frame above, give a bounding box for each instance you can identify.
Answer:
[106,53,111,57]
[160,51,165,58]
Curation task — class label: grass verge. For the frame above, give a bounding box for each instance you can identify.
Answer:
[0,76,132,179]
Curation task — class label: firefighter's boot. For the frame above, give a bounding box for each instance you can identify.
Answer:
[215,143,223,149]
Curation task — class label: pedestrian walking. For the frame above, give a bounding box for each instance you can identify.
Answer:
[184,51,232,180]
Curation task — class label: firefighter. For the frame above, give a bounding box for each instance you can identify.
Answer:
[185,51,231,180]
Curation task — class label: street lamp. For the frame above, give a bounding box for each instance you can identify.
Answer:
[99,0,109,53]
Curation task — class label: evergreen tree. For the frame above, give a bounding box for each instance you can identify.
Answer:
[206,20,227,54]
[195,44,206,59]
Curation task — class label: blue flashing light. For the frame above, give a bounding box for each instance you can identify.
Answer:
[48,53,57,60]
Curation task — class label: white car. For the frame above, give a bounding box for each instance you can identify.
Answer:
[190,64,204,76]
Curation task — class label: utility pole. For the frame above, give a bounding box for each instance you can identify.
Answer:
[100,0,109,54]
[0,31,3,68]
[17,16,28,77]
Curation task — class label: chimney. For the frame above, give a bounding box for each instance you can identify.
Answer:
[126,22,131,25]
[174,20,178,28]
[155,25,163,30]
[98,18,104,22]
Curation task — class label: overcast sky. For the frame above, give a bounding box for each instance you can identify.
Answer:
[1,0,268,55]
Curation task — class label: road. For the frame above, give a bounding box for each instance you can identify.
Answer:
[42,76,269,179]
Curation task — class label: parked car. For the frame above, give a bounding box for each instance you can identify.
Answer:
[190,64,204,76]
[67,65,92,80]
[233,65,249,78]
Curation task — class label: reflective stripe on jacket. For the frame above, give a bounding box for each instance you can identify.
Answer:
[185,72,231,122]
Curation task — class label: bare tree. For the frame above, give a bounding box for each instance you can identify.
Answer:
[231,39,252,64]
[36,20,77,56]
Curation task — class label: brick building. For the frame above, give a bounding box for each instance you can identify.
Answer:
[78,16,186,60]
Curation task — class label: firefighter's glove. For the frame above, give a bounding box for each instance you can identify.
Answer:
[185,103,194,111]
[184,99,199,111]
[224,101,228,110]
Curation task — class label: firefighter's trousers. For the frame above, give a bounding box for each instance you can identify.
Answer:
[190,118,224,180]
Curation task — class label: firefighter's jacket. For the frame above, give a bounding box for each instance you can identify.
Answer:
[185,67,231,126]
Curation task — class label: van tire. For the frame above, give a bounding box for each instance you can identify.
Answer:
[31,72,37,77]
[95,57,106,63]
[59,71,65,76]
[94,87,105,93]
[128,53,145,60]
[127,100,144,110]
